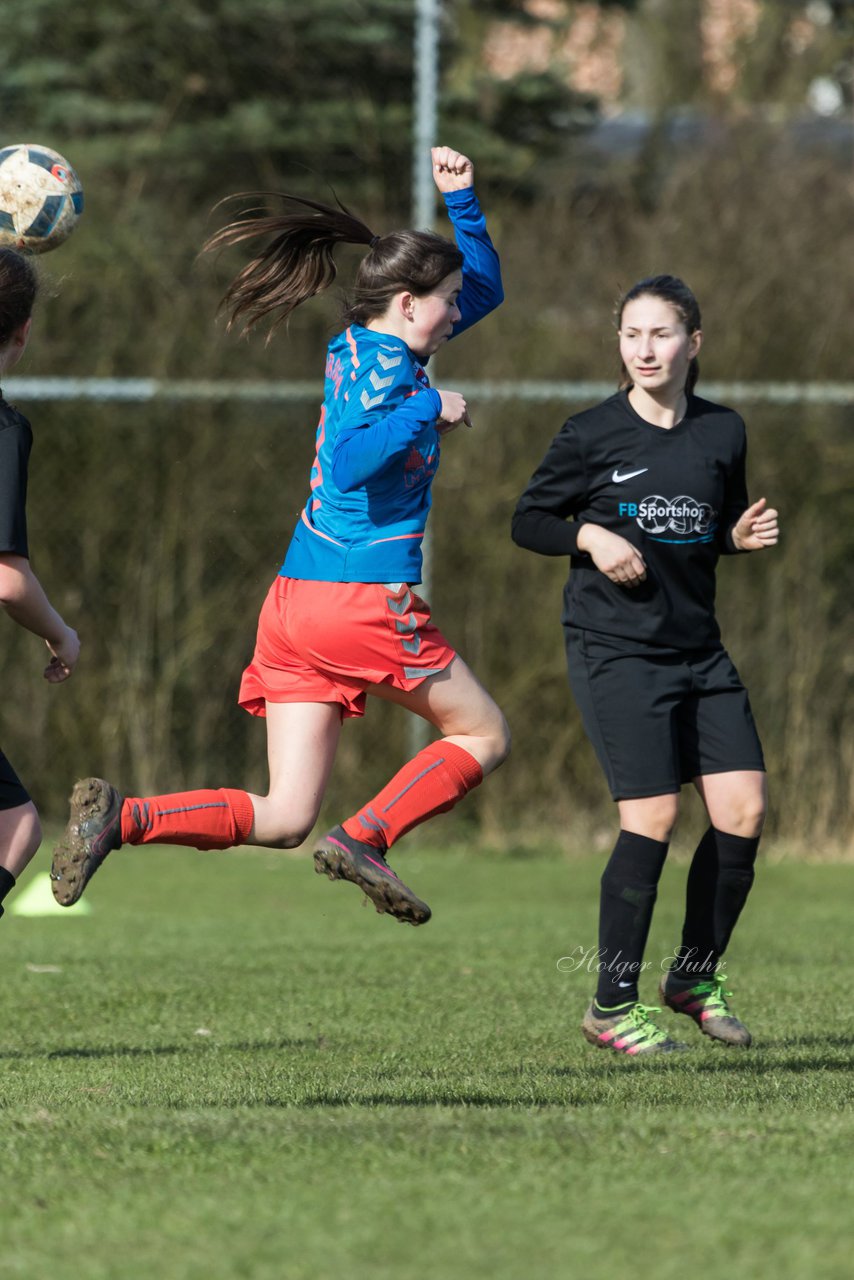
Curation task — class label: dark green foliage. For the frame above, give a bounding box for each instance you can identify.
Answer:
[0,0,419,201]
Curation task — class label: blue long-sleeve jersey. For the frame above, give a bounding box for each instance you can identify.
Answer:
[280,187,503,584]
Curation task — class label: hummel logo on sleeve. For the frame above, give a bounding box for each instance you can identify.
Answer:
[612,468,649,483]
[377,351,403,371]
[369,369,395,391]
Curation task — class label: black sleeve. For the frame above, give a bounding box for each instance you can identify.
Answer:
[719,420,749,555]
[511,419,589,556]
[0,419,31,558]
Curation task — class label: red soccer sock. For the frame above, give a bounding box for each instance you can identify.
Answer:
[120,788,255,850]
[342,741,483,850]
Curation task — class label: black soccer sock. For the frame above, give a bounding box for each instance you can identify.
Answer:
[595,830,669,1009]
[713,828,760,959]
[672,826,719,982]
[0,866,16,920]
[673,826,760,982]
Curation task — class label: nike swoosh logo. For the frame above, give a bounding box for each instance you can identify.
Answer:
[612,468,649,483]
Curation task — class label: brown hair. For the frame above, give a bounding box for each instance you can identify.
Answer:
[0,248,38,346]
[202,193,463,336]
[616,274,702,395]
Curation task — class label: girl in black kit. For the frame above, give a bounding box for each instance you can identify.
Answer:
[0,249,80,918]
[513,276,779,1056]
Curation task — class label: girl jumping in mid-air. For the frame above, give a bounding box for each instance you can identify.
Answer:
[51,146,508,925]
[513,275,778,1054]
[0,249,80,920]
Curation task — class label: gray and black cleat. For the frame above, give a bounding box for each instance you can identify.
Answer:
[51,777,123,906]
[313,825,431,925]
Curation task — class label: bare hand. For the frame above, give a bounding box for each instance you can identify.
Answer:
[44,625,80,683]
[577,524,647,587]
[732,497,779,552]
[431,147,474,194]
[436,388,472,433]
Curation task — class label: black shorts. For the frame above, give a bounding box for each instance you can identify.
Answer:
[0,749,30,810]
[565,627,766,801]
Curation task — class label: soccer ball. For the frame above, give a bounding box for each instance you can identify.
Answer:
[0,143,84,254]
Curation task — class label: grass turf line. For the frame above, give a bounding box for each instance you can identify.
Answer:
[0,843,852,1280]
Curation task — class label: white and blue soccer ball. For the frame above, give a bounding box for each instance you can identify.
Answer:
[0,143,84,254]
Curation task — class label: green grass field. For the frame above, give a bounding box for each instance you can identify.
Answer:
[1,841,852,1280]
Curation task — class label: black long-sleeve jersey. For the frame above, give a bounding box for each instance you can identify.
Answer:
[512,390,749,650]
[0,395,31,559]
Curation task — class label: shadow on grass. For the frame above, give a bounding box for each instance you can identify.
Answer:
[546,1044,854,1077]
[0,1037,319,1061]
[758,1035,854,1050]
[297,1093,563,1108]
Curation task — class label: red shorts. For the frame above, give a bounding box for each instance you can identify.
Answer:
[238,577,457,719]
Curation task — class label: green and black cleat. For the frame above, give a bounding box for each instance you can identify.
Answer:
[581,1001,689,1056]
[659,972,752,1047]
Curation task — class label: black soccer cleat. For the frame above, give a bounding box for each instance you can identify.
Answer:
[50,777,123,906]
[313,824,432,926]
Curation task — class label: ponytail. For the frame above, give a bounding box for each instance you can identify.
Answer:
[204,192,463,336]
[202,193,376,335]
